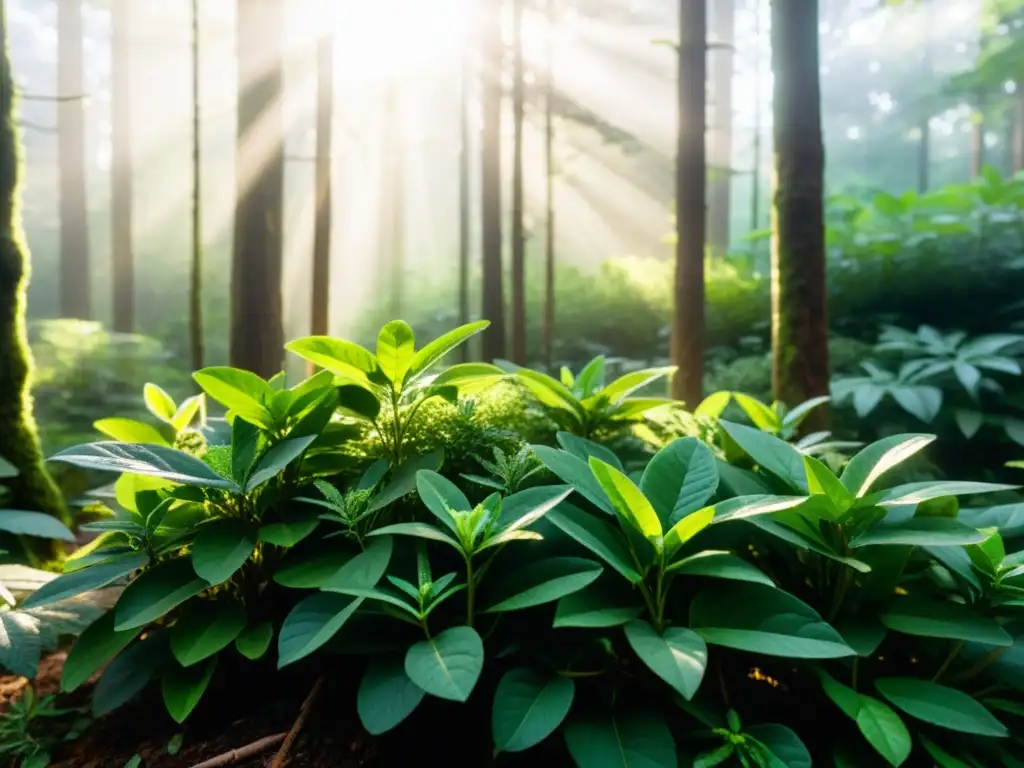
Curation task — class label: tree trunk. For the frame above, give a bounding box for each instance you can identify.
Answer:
[1013,88,1024,174]
[190,0,204,370]
[231,0,284,377]
[458,4,472,360]
[707,0,733,258]
[542,0,555,372]
[750,0,763,232]
[310,32,333,338]
[972,94,986,179]
[0,1,69,557]
[670,0,706,407]
[509,0,526,364]
[111,0,133,332]
[380,80,405,319]
[769,0,829,415]
[480,0,506,361]
[58,0,90,320]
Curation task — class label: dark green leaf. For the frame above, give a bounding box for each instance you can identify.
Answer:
[553,584,643,628]
[404,626,483,702]
[191,519,257,585]
[416,470,469,531]
[556,432,623,471]
[114,560,209,630]
[336,385,381,422]
[563,709,676,768]
[170,600,246,666]
[235,621,273,660]
[92,635,168,716]
[162,657,216,723]
[492,668,574,753]
[532,445,614,514]
[0,611,40,677]
[624,620,707,700]
[852,518,986,547]
[320,536,393,594]
[639,438,719,527]
[357,656,425,735]
[277,593,364,667]
[62,610,142,692]
[666,551,774,586]
[245,435,317,491]
[545,503,642,582]
[484,557,603,613]
[50,442,238,491]
[746,724,811,768]
[876,481,1017,506]
[20,554,149,610]
[879,596,1012,646]
[0,510,75,541]
[718,421,808,492]
[840,435,935,497]
[876,677,1008,737]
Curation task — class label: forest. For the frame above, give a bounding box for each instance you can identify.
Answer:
[3,0,1024,765]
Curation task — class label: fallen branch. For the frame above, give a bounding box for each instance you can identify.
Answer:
[269,676,325,768]
[189,733,285,768]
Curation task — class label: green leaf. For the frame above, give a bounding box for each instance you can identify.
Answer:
[336,384,381,422]
[162,657,216,723]
[170,600,246,666]
[0,611,40,677]
[20,554,149,610]
[665,551,774,586]
[836,616,888,657]
[718,421,808,492]
[320,536,393,594]
[429,362,505,392]
[50,442,239,491]
[144,383,177,423]
[61,611,142,692]
[748,517,872,573]
[114,560,209,630]
[259,516,320,548]
[803,454,852,509]
[600,366,675,403]
[405,320,489,384]
[366,450,443,513]
[284,336,381,385]
[416,470,469,532]
[553,584,644,628]
[574,356,606,398]
[640,438,719,527]
[171,394,204,432]
[376,320,416,385]
[193,367,274,428]
[711,494,807,523]
[244,435,317,491]
[92,635,168,716]
[545,503,642,582]
[919,736,981,768]
[879,596,1011,646]
[494,486,574,537]
[589,457,662,542]
[875,481,1017,506]
[663,508,714,559]
[484,557,603,613]
[357,656,426,735]
[624,620,707,700]
[695,391,731,419]
[532,445,614,514]
[733,393,781,431]
[230,417,261,484]
[191,519,256,586]
[875,678,1008,737]
[368,522,461,550]
[277,593,364,667]
[404,625,483,702]
[563,709,676,768]
[818,668,861,718]
[841,435,936,497]
[0,510,75,541]
[856,697,912,767]
[235,621,273,660]
[273,549,354,589]
[94,418,170,445]
[513,369,584,419]
[493,668,574,753]
[556,431,623,470]
[851,518,985,547]
[690,582,855,658]
[746,724,811,768]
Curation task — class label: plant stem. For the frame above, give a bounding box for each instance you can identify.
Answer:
[465,555,475,627]
[933,640,965,682]
[636,578,659,627]
[827,566,852,623]
[654,567,666,631]
[951,646,1009,684]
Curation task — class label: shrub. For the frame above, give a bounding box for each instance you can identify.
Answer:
[11,319,1024,766]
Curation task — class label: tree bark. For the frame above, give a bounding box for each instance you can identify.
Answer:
[231,0,285,377]
[542,0,555,372]
[769,0,829,416]
[707,0,733,258]
[750,0,763,232]
[111,0,133,332]
[58,0,91,320]
[480,0,506,361]
[1013,88,1024,174]
[190,0,204,370]
[310,32,333,338]
[509,0,526,364]
[670,0,706,407]
[0,1,69,555]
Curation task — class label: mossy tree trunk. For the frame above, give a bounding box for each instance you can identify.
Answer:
[769,0,829,418]
[670,0,706,407]
[0,0,70,557]
[480,0,506,362]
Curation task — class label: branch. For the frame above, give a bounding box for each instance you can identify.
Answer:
[269,676,324,768]
[189,733,286,768]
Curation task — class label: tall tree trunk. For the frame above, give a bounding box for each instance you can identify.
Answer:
[0,0,69,557]
[111,0,133,332]
[58,0,90,320]
[231,0,284,377]
[380,80,405,319]
[750,0,762,232]
[770,0,829,414]
[542,0,555,372]
[480,0,506,361]
[509,0,526,364]
[458,4,472,360]
[707,0,733,258]
[671,0,706,406]
[310,31,333,338]
[1013,88,1024,173]
[190,0,204,370]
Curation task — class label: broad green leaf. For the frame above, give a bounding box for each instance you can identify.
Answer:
[405,320,489,384]
[553,584,644,628]
[21,554,149,610]
[694,391,731,419]
[836,616,888,657]
[851,518,985,548]
[589,457,662,542]
[841,435,935,497]
[879,596,1012,646]
[144,383,177,423]
[336,385,381,422]
[368,522,461,550]
[818,668,862,718]
[244,435,317,491]
[640,438,719,527]
[277,593,364,667]
[748,517,872,573]
[162,657,216,723]
[514,369,584,418]
[624,620,707,700]
[782,395,831,430]
[376,320,416,385]
[429,362,505,392]
[366,450,443,513]
[357,656,426,735]
[856,697,912,767]
[0,510,75,541]
[230,416,261,484]
[0,611,40,677]
[556,432,623,470]
[404,625,483,702]
[273,548,354,589]
[259,516,320,548]
[191,519,257,585]
[484,557,603,613]
[114,560,209,630]
[563,709,676,768]
[665,551,774,586]
[803,454,852,510]
[171,394,204,432]
[663,507,714,559]
[600,366,675,403]
[94,418,169,445]
[493,668,574,753]
[733,393,780,431]
[495,486,574,537]
[284,337,381,385]
[875,678,1008,737]
[746,724,811,768]
[718,421,808,492]
[50,442,239,491]
[875,481,1017,506]
[170,600,246,666]
[919,737,981,768]
[711,494,807,523]
[234,621,273,660]
[320,536,393,594]
[92,635,168,716]
[192,368,274,428]
[545,503,642,582]
[532,445,614,514]
[574,356,606,398]
[416,470,470,532]
[61,611,142,692]
[690,582,855,658]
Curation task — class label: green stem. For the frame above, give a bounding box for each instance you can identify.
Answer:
[556,669,607,678]
[933,640,965,682]
[828,566,852,623]
[636,578,659,629]
[465,555,476,628]
[654,566,666,630]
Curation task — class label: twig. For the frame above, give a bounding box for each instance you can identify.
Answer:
[189,733,285,768]
[269,677,325,768]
